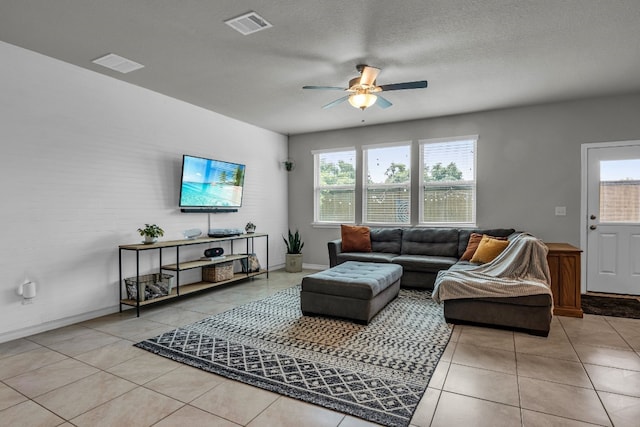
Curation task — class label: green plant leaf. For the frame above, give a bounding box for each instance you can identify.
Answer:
[138,223,164,238]
[283,228,304,254]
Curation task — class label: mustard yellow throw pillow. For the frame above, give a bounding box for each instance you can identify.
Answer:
[470,235,509,264]
[461,233,508,261]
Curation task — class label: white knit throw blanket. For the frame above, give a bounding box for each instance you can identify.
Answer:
[432,233,553,303]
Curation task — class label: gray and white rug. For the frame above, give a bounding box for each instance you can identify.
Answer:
[136,286,452,427]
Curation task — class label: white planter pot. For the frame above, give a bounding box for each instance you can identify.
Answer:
[285,253,303,272]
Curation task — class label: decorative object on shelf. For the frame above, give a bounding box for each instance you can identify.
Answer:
[203,262,234,282]
[138,223,164,244]
[245,221,256,233]
[208,228,244,237]
[241,253,261,273]
[283,158,295,171]
[283,228,304,272]
[125,273,174,301]
[183,228,202,239]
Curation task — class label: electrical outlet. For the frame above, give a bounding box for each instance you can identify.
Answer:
[555,206,566,216]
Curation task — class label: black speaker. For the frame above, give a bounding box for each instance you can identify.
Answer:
[204,247,224,257]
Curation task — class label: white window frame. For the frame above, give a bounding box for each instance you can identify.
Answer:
[312,147,357,224]
[419,135,477,227]
[362,141,412,226]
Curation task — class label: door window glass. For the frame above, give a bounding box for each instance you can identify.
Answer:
[600,159,640,222]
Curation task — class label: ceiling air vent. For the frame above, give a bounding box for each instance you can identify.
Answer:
[224,11,272,35]
[92,53,144,74]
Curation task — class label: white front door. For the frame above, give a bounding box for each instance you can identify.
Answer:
[585,142,640,295]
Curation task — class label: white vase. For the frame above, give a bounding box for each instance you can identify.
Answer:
[144,235,157,244]
[285,253,303,272]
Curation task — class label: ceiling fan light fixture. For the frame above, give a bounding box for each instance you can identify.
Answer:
[303,64,427,110]
[348,92,377,110]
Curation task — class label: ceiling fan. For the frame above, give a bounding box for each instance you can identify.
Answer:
[303,64,428,111]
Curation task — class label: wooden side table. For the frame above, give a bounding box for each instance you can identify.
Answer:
[545,243,584,318]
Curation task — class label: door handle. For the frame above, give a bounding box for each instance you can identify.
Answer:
[590,225,597,230]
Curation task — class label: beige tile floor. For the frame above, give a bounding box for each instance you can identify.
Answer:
[1,269,640,426]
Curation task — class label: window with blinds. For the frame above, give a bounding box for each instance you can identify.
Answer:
[314,149,356,223]
[420,136,476,225]
[363,143,411,224]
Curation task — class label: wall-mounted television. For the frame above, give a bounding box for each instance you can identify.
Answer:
[179,154,245,210]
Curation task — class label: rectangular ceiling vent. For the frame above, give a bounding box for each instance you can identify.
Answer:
[225,11,272,35]
[92,53,144,74]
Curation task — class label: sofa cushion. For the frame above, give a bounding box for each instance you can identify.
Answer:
[470,235,510,264]
[392,254,458,273]
[341,224,372,252]
[370,228,403,253]
[337,252,396,265]
[449,260,478,271]
[401,228,459,257]
[458,228,516,258]
[448,294,552,307]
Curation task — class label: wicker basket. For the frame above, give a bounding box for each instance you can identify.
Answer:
[124,273,174,301]
[203,262,234,282]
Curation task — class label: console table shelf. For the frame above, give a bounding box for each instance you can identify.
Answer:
[162,254,247,271]
[119,272,265,307]
[118,233,268,316]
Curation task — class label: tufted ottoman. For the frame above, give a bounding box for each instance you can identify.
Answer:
[301,261,403,324]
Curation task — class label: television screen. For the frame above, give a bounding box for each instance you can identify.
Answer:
[179,155,245,208]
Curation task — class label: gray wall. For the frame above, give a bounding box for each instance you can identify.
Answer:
[289,93,640,267]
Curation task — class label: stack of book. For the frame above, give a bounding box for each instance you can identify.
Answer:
[200,255,226,261]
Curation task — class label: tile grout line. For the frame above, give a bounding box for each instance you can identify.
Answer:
[425,325,457,427]
[559,316,615,427]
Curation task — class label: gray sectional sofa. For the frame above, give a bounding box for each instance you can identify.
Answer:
[328,227,553,336]
[328,227,516,289]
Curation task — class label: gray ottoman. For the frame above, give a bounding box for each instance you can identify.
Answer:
[301,261,403,324]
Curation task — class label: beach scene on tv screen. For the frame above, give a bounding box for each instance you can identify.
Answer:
[180,156,245,207]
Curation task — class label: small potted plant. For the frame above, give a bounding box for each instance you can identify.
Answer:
[138,224,164,244]
[245,221,256,234]
[283,229,304,272]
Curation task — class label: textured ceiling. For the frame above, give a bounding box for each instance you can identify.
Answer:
[1,0,640,135]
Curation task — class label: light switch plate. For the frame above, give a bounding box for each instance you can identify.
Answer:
[555,206,567,216]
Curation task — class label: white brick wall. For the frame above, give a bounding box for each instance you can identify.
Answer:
[0,42,288,341]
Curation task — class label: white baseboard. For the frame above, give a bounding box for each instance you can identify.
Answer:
[0,264,329,344]
[270,263,326,272]
[0,306,120,344]
[303,263,327,271]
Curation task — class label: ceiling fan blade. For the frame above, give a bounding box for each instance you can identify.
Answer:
[360,66,381,86]
[322,95,349,109]
[376,95,393,109]
[303,86,346,90]
[379,80,428,91]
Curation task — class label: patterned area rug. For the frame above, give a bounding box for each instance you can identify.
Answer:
[582,294,640,319]
[136,286,452,427]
